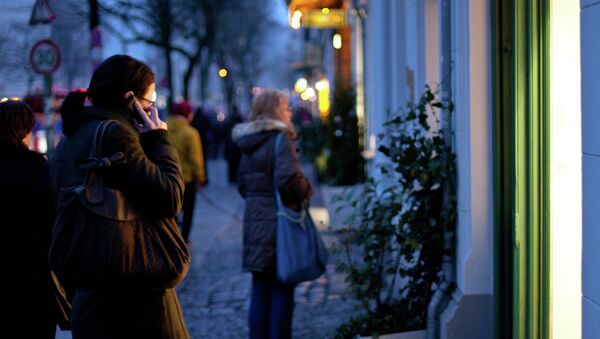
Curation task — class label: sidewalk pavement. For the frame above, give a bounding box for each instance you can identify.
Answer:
[56,159,357,339]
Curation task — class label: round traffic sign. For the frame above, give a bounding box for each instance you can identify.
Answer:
[30,39,61,75]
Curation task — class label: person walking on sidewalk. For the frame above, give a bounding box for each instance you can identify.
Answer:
[224,105,244,183]
[167,101,206,245]
[0,99,58,339]
[191,105,212,179]
[51,55,190,338]
[233,89,314,339]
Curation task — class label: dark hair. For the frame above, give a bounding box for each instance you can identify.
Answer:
[61,54,155,135]
[0,99,35,146]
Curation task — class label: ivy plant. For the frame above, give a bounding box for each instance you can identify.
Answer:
[333,86,456,338]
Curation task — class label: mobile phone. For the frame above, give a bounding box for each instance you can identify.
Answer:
[125,94,145,125]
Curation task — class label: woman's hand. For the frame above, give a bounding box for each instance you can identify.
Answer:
[133,99,167,132]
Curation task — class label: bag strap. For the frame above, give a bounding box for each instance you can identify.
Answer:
[272,133,306,223]
[272,132,284,210]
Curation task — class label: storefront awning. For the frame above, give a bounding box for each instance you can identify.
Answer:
[288,0,344,12]
[288,0,346,29]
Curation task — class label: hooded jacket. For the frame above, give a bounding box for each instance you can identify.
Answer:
[50,106,190,339]
[233,119,313,273]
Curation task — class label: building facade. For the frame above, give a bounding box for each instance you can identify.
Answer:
[360,0,586,337]
[289,0,590,337]
[581,0,600,337]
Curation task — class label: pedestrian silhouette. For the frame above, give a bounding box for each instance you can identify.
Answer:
[51,54,190,338]
[0,99,58,338]
[168,101,206,244]
[224,105,244,183]
[191,105,213,181]
[233,89,314,339]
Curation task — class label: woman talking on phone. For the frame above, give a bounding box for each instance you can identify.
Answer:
[51,55,190,338]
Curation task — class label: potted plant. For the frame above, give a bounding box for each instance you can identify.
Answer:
[332,86,456,339]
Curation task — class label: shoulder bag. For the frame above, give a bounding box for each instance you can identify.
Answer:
[49,120,190,289]
[273,133,328,285]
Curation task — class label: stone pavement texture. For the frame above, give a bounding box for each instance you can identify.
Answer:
[56,160,357,339]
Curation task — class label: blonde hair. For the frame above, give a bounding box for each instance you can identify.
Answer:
[249,89,287,122]
[249,89,297,138]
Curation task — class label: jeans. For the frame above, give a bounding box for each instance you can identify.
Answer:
[249,272,296,339]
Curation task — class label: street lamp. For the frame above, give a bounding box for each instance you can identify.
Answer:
[333,33,342,49]
[290,10,302,29]
[294,77,308,92]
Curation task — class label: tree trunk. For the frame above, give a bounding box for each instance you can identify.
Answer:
[158,0,173,112]
[165,45,174,112]
[198,49,213,102]
[183,59,194,101]
[223,76,235,111]
[182,44,205,101]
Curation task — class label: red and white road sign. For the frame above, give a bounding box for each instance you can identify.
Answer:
[29,0,56,25]
[30,39,61,75]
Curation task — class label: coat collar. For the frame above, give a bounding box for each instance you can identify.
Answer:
[81,106,136,130]
[231,118,290,141]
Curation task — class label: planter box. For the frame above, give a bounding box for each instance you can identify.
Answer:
[359,330,426,339]
[320,184,362,230]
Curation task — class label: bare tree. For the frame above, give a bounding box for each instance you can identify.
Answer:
[86,0,284,108]
[50,0,91,89]
[98,0,178,108]
[97,0,241,103]
[215,0,278,108]
[171,0,237,101]
[0,23,39,94]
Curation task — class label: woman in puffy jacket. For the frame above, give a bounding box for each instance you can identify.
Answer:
[50,54,190,339]
[232,89,313,339]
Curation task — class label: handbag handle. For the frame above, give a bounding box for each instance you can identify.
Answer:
[77,120,125,170]
[76,120,116,173]
[77,120,125,204]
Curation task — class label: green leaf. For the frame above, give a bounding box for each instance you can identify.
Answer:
[378,145,390,156]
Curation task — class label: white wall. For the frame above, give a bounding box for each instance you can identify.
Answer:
[424,0,440,86]
[438,2,493,337]
[364,0,406,174]
[404,0,425,103]
[390,0,407,113]
[451,0,493,297]
[581,1,600,338]
[364,0,385,173]
[549,0,582,338]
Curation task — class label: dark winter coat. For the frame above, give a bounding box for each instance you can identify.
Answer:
[233,119,313,273]
[0,144,57,339]
[50,106,190,339]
